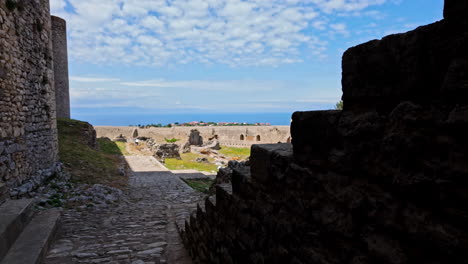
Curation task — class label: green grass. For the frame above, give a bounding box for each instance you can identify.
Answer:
[164,153,218,172]
[98,138,129,155]
[218,147,251,159]
[182,178,214,194]
[57,118,127,189]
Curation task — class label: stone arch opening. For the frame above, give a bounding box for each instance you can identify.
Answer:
[256,135,261,141]
[240,134,245,141]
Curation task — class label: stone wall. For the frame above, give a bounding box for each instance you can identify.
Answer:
[181,1,468,263]
[51,15,70,119]
[0,0,59,197]
[95,126,291,147]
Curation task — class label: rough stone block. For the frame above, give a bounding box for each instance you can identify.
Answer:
[215,184,233,210]
[0,199,34,261]
[444,0,468,21]
[250,144,293,184]
[291,111,342,162]
[204,196,217,225]
[342,20,468,112]
[231,167,253,198]
[0,208,60,264]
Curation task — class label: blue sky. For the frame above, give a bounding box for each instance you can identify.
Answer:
[50,0,444,117]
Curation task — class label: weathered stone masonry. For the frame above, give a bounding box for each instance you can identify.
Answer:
[0,0,59,197]
[95,126,291,148]
[181,1,468,263]
[51,15,70,119]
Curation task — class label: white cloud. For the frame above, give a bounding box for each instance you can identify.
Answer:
[120,79,279,91]
[70,76,120,82]
[51,0,394,67]
[50,0,66,13]
[330,23,350,36]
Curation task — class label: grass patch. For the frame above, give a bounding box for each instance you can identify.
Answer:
[218,147,250,160]
[165,138,179,143]
[98,138,129,155]
[57,118,127,189]
[182,178,214,194]
[165,153,218,172]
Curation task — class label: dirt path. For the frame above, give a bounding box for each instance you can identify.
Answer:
[44,156,206,264]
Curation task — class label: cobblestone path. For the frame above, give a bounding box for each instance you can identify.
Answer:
[44,155,205,264]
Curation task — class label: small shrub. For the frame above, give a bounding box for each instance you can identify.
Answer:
[335,100,343,110]
[165,138,179,143]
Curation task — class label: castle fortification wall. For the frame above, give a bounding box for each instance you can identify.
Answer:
[0,0,59,197]
[95,126,291,147]
[51,15,70,119]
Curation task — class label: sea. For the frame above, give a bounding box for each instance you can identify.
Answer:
[72,111,293,126]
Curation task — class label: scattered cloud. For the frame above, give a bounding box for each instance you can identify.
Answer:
[50,0,396,67]
[120,79,280,91]
[70,76,121,82]
[330,23,350,36]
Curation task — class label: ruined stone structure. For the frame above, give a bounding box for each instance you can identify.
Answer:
[0,0,60,198]
[188,129,203,146]
[154,144,182,162]
[95,126,291,148]
[181,1,468,263]
[51,15,70,119]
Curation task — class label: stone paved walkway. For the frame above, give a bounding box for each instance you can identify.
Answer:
[44,155,206,264]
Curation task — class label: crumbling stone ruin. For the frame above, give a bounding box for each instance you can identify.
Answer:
[181,1,468,263]
[154,144,181,162]
[189,129,204,146]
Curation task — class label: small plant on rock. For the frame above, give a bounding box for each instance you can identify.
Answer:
[335,100,344,110]
[165,138,179,143]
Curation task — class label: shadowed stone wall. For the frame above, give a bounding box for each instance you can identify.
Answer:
[0,0,59,197]
[181,1,468,263]
[51,15,70,119]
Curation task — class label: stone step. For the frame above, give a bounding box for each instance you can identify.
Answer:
[232,167,255,199]
[215,184,233,210]
[250,143,293,183]
[0,208,60,264]
[204,196,217,226]
[0,199,34,261]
